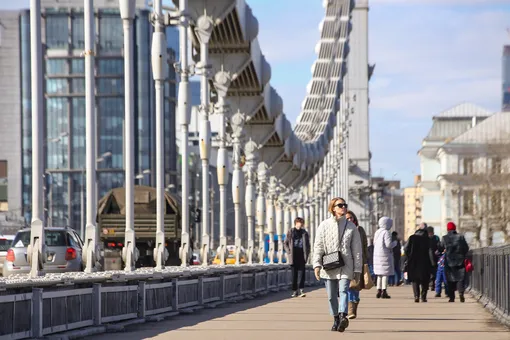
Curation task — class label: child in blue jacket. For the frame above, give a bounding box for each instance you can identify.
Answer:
[435,251,448,297]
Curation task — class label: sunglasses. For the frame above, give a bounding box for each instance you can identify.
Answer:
[335,203,348,209]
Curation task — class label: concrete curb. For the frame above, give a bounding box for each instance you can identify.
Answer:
[469,289,510,329]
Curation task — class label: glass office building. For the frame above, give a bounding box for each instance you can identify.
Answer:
[20,4,177,230]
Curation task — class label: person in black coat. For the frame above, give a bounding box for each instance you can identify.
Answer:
[441,222,469,303]
[284,217,310,297]
[405,225,433,302]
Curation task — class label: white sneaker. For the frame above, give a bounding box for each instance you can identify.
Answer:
[291,291,298,297]
[300,290,306,297]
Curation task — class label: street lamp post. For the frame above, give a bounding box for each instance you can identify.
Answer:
[28,0,45,279]
[81,0,100,274]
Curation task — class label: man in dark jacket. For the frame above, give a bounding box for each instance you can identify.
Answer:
[391,232,402,286]
[405,225,433,302]
[284,217,310,297]
[427,226,440,290]
[441,222,469,302]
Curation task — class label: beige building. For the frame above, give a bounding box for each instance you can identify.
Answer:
[404,175,422,241]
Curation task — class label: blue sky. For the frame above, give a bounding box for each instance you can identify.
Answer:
[248,0,510,187]
[5,0,510,187]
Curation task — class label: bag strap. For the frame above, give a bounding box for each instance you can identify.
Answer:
[338,218,348,248]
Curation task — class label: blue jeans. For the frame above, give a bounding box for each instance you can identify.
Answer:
[435,266,448,294]
[348,288,360,302]
[325,278,350,316]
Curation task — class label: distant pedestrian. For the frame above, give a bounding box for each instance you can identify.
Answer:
[427,226,440,290]
[404,224,433,302]
[373,216,397,299]
[345,210,369,320]
[441,222,469,303]
[435,251,448,297]
[284,217,310,298]
[313,197,362,332]
[389,231,402,286]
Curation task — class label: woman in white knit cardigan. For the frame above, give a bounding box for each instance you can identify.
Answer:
[313,197,362,333]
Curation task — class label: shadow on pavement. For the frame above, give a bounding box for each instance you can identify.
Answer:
[90,285,324,339]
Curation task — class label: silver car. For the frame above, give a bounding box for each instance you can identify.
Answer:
[0,234,15,275]
[2,227,84,277]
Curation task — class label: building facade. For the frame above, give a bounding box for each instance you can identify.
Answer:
[437,111,510,247]
[403,175,421,241]
[0,11,23,225]
[10,0,178,231]
[418,103,492,236]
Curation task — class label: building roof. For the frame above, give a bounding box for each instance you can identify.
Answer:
[424,103,493,142]
[447,111,510,145]
[434,102,492,119]
[425,119,474,141]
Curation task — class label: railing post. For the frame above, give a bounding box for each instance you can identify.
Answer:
[138,281,146,319]
[237,272,242,296]
[198,276,204,305]
[31,288,43,338]
[220,274,225,301]
[172,278,178,311]
[93,283,101,326]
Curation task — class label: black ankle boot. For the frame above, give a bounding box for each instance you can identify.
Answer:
[414,297,419,303]
[337,313,349,332]
[331,316,340,331]
[382,289,391,299]
[459,294,465,303]
[376,289,382,298]
[421,290,428,302]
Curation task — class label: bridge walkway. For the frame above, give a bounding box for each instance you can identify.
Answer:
[85,285,508,340]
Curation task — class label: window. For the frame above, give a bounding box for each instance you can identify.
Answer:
[491,158,502,174]
[71,14,84,50]
[71,59,84,74]
[0,160,7,178]
[98,14,122,52]
[463,190,474,215]
[46,15,69,49]
[46,59,67,75]
[46,78,69,94]
[98,59,123,75]
[463,158,473,175]
[490,191,502,214]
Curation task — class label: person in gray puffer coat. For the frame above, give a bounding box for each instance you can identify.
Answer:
[373,216,397,299]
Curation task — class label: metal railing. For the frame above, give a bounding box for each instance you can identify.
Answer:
[0,265,317,339]
[469,245,510,328]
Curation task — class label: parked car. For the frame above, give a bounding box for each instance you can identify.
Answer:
[0,234,15,275]
[191,252,201,266]
[2,227,83,277]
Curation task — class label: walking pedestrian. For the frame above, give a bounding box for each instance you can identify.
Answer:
[441,222,469,302]
[373,216,397,299]
[390,231,402,286]
[427,226,440,290]
[404,224,433,302]
[284,217,310,298]
[313,197,362,332]
[435,251,448,297]
[345,210,369,320]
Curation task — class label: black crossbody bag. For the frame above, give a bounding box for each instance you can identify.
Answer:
[321,219,348,271]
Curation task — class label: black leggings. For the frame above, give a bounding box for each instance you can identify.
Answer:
[292,265,306,291]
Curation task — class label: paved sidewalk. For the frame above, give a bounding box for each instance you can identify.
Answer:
[87,285,509,340]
